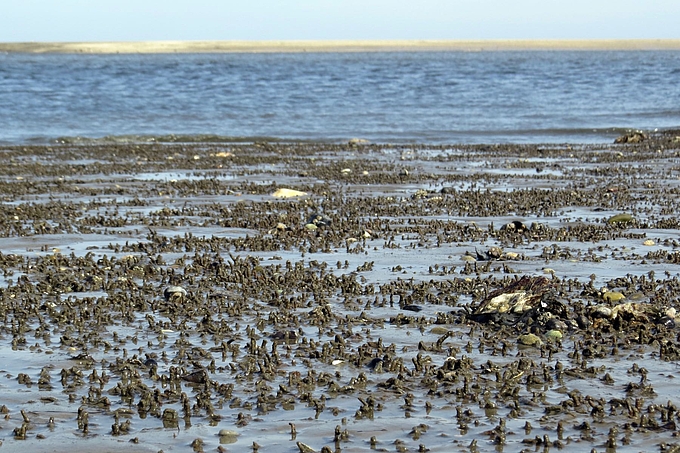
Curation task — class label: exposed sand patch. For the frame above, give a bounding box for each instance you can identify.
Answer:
[1,39,680,54]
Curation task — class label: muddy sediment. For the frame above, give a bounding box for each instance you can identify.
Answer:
[1,132,680,452]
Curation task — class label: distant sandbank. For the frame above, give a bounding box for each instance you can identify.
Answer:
[1,39,680,54]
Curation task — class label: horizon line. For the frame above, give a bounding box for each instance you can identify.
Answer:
[2,39,680,53]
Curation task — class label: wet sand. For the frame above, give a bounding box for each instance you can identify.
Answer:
[1,131,680,452]
[2,39,680,53]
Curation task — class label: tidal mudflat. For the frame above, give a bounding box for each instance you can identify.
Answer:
[1,132,680,452]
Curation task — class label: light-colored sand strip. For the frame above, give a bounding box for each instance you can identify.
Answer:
[1,39,680,54]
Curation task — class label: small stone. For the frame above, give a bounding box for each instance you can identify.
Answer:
[591,306,613,318]
[545,330,563,342]
[218,429,239,444]
[272,188,307,198]
[607,213,633,224]
[518,333,542,347]
[164,286,187,302]
[297,441,317,453]
[603,291,625,303]
[430,326,449,335]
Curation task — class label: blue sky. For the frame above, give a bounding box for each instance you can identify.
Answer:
[1,0,678,42]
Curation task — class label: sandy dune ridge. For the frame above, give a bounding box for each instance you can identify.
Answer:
[1,39,680,53]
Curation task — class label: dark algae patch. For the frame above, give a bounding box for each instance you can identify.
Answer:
[0,131,680,451]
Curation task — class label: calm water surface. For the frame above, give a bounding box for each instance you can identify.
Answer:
[0,51,679,144]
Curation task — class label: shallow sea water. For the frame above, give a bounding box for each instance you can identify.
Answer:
[1,51,680,144]
[0,137,680,452]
